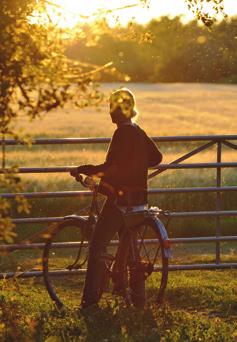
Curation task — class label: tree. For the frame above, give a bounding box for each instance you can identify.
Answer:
[0,0,106,242]
[186,0,226,26]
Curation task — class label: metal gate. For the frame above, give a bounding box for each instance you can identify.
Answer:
[0,134,237,278]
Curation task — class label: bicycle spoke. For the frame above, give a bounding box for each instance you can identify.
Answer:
[152,245,161,266]
[138,225,147,253]
[138,226,151,263]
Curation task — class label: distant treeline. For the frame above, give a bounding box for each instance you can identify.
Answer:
[67,16,237,83]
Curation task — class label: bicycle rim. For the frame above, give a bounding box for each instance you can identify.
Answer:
[133,219,168,306]
[43,219,89,309]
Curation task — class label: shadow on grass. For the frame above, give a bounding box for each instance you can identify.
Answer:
[45,299,237,342]
[163,284,237,319]
[77,303,162,342]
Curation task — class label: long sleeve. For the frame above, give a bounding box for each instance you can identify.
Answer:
[146,136,163,167]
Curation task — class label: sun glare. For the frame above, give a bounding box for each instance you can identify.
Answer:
[45,0,237,29]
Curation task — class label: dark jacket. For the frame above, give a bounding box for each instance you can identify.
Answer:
[78,123,162,206]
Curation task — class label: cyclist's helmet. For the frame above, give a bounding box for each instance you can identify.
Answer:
[109,88,138,119]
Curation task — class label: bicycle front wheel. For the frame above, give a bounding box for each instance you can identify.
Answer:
[133,217,169,305]
[43,218,90,309]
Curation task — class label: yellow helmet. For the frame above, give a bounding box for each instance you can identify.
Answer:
[109,88,138,119]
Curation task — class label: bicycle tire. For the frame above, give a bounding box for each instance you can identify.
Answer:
[130,216,169,306]
[43,218,90,309]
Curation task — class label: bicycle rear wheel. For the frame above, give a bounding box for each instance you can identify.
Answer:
[43,218,90,309]
[132,217,169,305]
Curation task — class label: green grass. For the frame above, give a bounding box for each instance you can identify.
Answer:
[0,268,237,341]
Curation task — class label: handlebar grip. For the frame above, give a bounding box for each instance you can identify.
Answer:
[73,174,96,189]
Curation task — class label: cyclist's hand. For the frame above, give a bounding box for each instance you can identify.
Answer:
[70,170,84,183]
[70,168,79,177]
[75,174,83,183]
[69,170,84,183]
[70,164,95,177]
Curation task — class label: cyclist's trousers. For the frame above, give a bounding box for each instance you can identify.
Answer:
[81,199,145,308]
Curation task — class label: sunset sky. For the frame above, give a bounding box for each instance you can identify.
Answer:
[47,0,237,28]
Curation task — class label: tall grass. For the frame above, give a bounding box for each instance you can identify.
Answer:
[14,83,237,138]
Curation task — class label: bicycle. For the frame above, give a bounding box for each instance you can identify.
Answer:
[42,175,171,309]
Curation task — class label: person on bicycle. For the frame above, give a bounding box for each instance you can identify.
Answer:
[70,87,162,309]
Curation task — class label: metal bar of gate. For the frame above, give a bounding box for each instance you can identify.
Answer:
[167,263,237,271]
[148,140,215,179]
[222,140,237,150]
[1,263,237,280]
[10,210,237,225]
[1,236,237,252]
[1,162,237,174]
[148,186,237,194]
[216,142,222,264]
[1,186,237,199]
[2,134,237,145]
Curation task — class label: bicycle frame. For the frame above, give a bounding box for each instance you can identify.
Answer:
[43,176,171,308]
[63,181,171,260]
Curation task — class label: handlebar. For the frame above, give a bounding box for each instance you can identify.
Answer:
[81,175,96,189]
[70,170,96,190]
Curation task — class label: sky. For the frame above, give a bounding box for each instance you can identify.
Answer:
[48,0,237,28]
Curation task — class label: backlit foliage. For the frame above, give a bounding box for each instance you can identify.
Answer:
[185,0,226,26]
[0,0,104,242]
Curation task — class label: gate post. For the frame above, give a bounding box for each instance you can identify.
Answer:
[215,141,222,264]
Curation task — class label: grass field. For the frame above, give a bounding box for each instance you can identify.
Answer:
[7,82,237,176]
[1,268,237,341]
[4,82,237,237]
[14,83,237,138]
[1,83,237,341]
